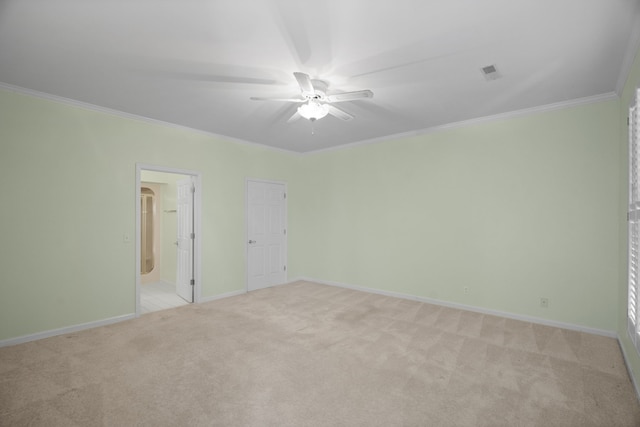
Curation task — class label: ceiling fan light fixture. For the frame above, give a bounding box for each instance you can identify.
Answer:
[252,72,372,123]
[298,100,329,121]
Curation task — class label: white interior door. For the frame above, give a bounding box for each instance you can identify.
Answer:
[176,177,194,302]
[247,180,287,291]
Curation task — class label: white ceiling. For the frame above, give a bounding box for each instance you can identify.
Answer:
[1,0,639,153]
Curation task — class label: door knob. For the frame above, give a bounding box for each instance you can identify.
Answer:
[248,240,256,244]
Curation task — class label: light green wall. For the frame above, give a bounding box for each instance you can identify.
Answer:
[619,44,640,390]
[0,88,300,340]
[0,68,628,353]
[293,100,620,331]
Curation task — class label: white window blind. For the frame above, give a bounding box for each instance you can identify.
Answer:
[629,88,640,354]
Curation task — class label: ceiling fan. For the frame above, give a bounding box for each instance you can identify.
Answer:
[250,72,373,122]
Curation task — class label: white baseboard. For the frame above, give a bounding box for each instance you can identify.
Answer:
[0,313,136,348]
[618,337,640,403]
[0,277,617,346]
[298,277,617,338]
[2,289,247,347]
[199,289,246,303]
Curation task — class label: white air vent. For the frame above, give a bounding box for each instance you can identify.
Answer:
[481,64,502,81]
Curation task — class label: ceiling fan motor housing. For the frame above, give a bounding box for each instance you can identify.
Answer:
[309,79,328,100]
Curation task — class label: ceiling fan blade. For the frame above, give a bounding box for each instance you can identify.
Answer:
[287,111,302,123]
[293,72,314,96]
[270,0,333,71]
[325,90,374,103]
[336,43,483,88]
[187,74,284,85]
[135,59,291,86]
[271,1,312,67]
[327,105,354,121]
[250,97,306,102]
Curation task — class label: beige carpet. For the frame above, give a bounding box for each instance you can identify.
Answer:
[1,280,639,426]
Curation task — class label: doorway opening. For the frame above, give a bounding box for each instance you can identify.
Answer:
[136,164,202,316]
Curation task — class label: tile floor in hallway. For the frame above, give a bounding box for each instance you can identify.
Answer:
[140,281,189,313]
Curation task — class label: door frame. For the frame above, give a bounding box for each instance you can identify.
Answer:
[245,178,288,292]
[136,163,202,316]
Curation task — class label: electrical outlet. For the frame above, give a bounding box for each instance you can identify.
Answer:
[540,297,549,309]
[463,287,470,295]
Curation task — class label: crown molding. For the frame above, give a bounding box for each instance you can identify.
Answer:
[0,82,620,158]
[0,82,301,156]
[303,92,620,156]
